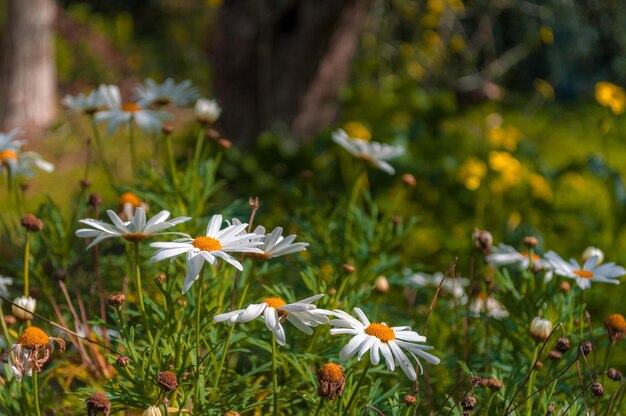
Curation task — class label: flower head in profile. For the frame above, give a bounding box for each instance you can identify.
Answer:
[404,270,469,303]
[231,219,309,261]
[195,98,222,124]
[544,251,625,290]
[62,86,107,115]
[332,129,404,175]
[0,326,65,382]
[329,307,440,380]
[150,214,263,293]
[486,244,546,269]
[213,294,330,346]
[95,84,171,134]
[134,78,200,107]
[468,294,509,319]
[0,129,54,178]
[118,192,149,221]
[76,207,190,250]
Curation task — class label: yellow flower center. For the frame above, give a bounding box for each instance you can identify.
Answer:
[606,314,626,331]
[122,233,150,242]
[318,363,344,382]
[262,297,287,309]
[573,270,594,279]
[0,149,18,164]
[17,326,49,349]
[521,252,541,262]
[192,236,222,252]
[122,102,141,112]
[119,192,142,207]
[364,323,395,343]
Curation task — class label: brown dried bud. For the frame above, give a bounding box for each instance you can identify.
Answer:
[547,404,555,414]
[607,368,622,381]
[80,179,91,189]
[461,413,471,416]
[20,214,43,232]
[605,313,626,343]
[472,228,493,256]
[157,371,178,392]
[523,236,539,248]
[155,273,167,283]
[207,128,221,140]
[391,215,402,225]
[402,173,417,187]
[327,288,337,295]
[559,281,571,294]
[342,264,356,274]
[374,275,389,293]
[217,138,232,149]
[54,268,68,281]
[535,360,544,369]
[403,395,417,406]
[107,292,126,307]
[461,396,476,411]
[161,124,175,135]
[4,315,16,326]
[555,337,570,353]
[86,391,111,416]
[579,340,593,356]
[316,363,346,401]
[487,378,504,391]
[116,356,130,367]
[89,193,103,207]
[548,350,562,360]
[590,382,604,397]
[470,375,483,387]
[19,182,29,192]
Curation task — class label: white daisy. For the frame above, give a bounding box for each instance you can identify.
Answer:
[331,129,404,175]
[94,84,171,134]
[468,294,509,319]
[0,128,24,152]
[76,207,190,250]
[213,294,330,346]
[403,270,469,303]
[195,98,222,124]
[486,244,548,269]
[231,219,309,260]
[150,214,264,293]
[544,251,625,290]
[134,78,200,107]
[329,307,440,380]
[62,86,107,115]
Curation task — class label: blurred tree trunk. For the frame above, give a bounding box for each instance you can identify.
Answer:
[213,0,369,145]
[0,0,57,131]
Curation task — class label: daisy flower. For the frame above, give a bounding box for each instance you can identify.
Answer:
[468,294,509,319]
[134,78,200,107]
[0,128,24,152]
[486,243,547,269]
[231,219,309,260]
[404,270,469,303]
[329,307,440,380]
[213,294,330,346]
[195,98,222,124]
[76,207,190,250]
[544,251,626,290]
[95,84,171,134]
[331,129,404,175]
[0,326,65,382]
[62,86,107,115]
[150,214,264,293]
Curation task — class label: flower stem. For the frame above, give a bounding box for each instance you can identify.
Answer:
[272,336,279,416]
[192,126,206,174]
[579,289,585,341]
[314,396,326,416]
[89,119,117,189]
[129,120,138,178]
[195,267,206,412]
[33,371,41,416]
[525,345,540,416]
[165,134,178,187]
[23,232,30,297]
[343,362,370,416]
[133,241,152,343]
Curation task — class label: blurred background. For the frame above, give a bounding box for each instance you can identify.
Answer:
[2,0,626,309]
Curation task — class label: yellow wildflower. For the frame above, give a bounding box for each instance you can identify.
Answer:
[458,157,487,191]
[540,26,554,44]
[343,121,371,141]
[529,173,553,202]
[595,81,626,115]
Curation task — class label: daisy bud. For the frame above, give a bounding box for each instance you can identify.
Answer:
[535,360,544,369]
[530,317,552,342]
[88,192,103,207]
[142,406,162,416]
[316,363,346,401]
[374,275,389,293]
[403,395,417,406]
[590,382,604,397]
[107,293,126,307]
[161,124,175,135]
[461,396,476,411]
[207,128,221,140]
[582,247,604,265]
[195,98,221,124]
[559,281,571,294]
[548,350,562,360]
[342,264,356,274]
[579,340,593,356]
[402,173,417,187]
[12,296,36,320]
[217,138,232,149]
[555,337,570,353]
[80,179,91,189]
[607,368,622,381]
[20,213,43,232]
[116,356,130,367]
[157,371,178,393]
[472,228,493,255]
[86,391,111,416]
[392,215,402,225]
[605,313,626,343]
[523,236,539,248]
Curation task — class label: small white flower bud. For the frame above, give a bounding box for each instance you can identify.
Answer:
[582,247,604,266]
[12,296,36,320]
[143,405,163,416]
[530,317,552,342]
[195,98,222,124]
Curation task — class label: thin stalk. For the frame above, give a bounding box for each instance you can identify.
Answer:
[33,371,41,416]
[192,126,206,174]
[165,133,178,187]
[129,120,138,177]
[579,290,584,341]
[89,119,116,188]
[23,232,30,297]
[314,396,326,416]
[133,242,152,343]
[343,362,370,416]
[525,345,540,416]
[601,342,612,385]
[195,267,206,412]
[0,303,12,344]
[272,337,279,416]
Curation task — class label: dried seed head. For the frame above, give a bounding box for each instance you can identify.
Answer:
[402,173,417,187]
[342,264,356,274]
[403,395,417,406]
[487,378,504,391]
[142,406,162,416]
[80,179,91,189]
[20,214,43,232]
[54,268,68,281]
[548,350,562,360]
[116,356,130,367]
[316,363,346,401]
[472,228,493,255]
[155,273,167,283]
[607,368,622,381]
[535,360,544,369]
[161,124,175,135]
[391,215,402,225]
[107,292,126,307]
[605,313,626,343]
[461,396,477,411]
[579,340,593,356]
[374,275,389,293]
[207,128,221,140]
[523,236,539,248]
[18,326,49,349]
[157,371,178,392]
[86,391,111,416]
[555,337,570,353]
[547,404,555,414]
[590,382,604,397]
[88,193,103,207]
[217,138,232,149]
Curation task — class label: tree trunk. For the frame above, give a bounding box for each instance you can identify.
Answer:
[213,0,369,145]
[0,0,57,131]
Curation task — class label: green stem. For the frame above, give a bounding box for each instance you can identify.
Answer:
[33,371,41,416]
[195,267,206,412]
[579,290,585,341]
[602,342,612,385]
[129,120,138,177]
[133,242,152,342]
[165,134,178,187]
[23,232,30,297]
[314,396,326,416]
[192,126,206,174]
[272,337,279,416]
[89,119,117,188]
[343,362,370,416]
[525,345,540,416]
[0,303,12,345]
